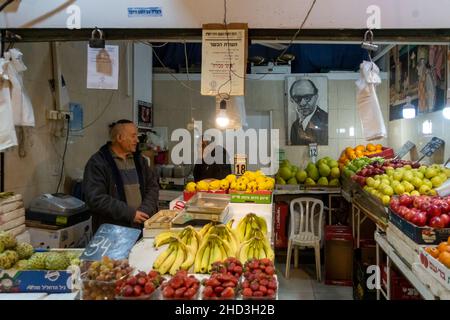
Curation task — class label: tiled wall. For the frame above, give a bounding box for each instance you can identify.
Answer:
[153,75,389,168]
[389,111,450,165]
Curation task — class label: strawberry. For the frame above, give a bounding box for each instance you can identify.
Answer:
[184,287,197,299]
[233,265,243,275]
[242,288,253,297]
[174,287,187,298]
[265,266,275,275]
[126,277,137,286]
[144,282,155,294]
[267,289,275,297]
[203,286,214,297]
[214,286,224,294]
[253,290,263,297]
[184,277,196,288]
[268,281,277,290]
[170,277,183,289]
[137,277,147,286]
[162,286,174,298]
[133,285,142,297]
[260,279,269,286]
[222,281,236,288]
[148,270,159,278]
[242,280,250,288]
[259,286,267,294]
[221,287,235,298]
[250,283,259,291]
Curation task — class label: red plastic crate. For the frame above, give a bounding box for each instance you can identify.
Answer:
[367,147,395,159]
[380,264,421,300]
[274,202,289,249]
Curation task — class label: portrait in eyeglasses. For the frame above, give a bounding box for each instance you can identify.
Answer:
[286,77,328,145]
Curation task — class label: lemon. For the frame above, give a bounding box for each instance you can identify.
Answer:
[243,171,256,182]
[238,177,249,185]
[225,174,237,183]
[219,179,230,190]
[256,176,266,185]
[185,182,197,192]
[209,180,221,191]
[197,180,209,191]
[230,181,237,190]
[236,181,247,191]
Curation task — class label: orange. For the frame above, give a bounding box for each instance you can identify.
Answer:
[350,153,357,160]
[438,251,450,268]
[339,155,347,163]
[355,145,365,152]
[355,150,364,157]
[427,247,440,259]
[438,242,449,253]
[366,143,376,152]
[376,144,383,150]
[346,149,355,158]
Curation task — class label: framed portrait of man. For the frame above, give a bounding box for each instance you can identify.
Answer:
[137,100,153,129]
[285,76,328,146]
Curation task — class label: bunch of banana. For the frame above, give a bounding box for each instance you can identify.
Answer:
[238,234,274,263]
[178,225,201,253]
[194,234,233,273]
[235,213,268,242]
[197,220,239,256]
[152,235,196,275]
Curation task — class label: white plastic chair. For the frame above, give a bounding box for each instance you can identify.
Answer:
[285,197,324,281]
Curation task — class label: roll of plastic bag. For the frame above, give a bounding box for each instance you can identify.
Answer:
[355,61,387,141]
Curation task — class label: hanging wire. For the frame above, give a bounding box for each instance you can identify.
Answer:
[216,0,233,100]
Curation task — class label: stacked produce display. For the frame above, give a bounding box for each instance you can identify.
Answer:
[0,231,81,270]
[390,195,450,228]
[338,143,389,167]
[185,171,275,194]
[241,258,277,299]
[423,238,450,268]
[275,157,341,187]
[152,213,273,276]
[116,270,165,299]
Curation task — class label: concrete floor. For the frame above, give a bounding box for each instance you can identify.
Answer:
[276,262,353,300]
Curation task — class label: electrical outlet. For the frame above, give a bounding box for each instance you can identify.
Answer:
[47,110,60,120]
[59,111,73,120]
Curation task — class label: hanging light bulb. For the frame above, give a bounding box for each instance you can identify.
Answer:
[402,96,416,119]
[216,99,230,128]
[443,105,450,120]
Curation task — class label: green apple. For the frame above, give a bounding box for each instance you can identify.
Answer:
[394,184,405,195]
[403,171,414,182]
[373,180,381,189]
[428,189,437,196]
[411,177,423,189]
[402,181,415,193]
[391,180,401,188]
[393,171,403,181]
[381,195,391,206]
[425,167,438,179]
[410,190,420,196]
[438,173,447,182]
[414,171,424,179]
[366,177,376,187]
[383,185,394,196]
[381,179,391,186]
[419,185,431,195]
[431,176,443,188]
[403,165,412,170]
[385,168,395,177]
[423,179,433,189]
[419,166,427,175]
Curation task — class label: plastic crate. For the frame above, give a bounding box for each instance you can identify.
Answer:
[367,147,395,159]
[389,209,450,245]
[380,264,421,300]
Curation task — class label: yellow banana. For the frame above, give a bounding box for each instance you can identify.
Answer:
[244,221,253,241]
[238,240,251,263]
[208,238,222,272]
[200,243,212,273]
[153,244,175,270]
[158,243,178,274]
[256,216,268,235]
[169,243,186,275]
[154,231,177,248]
[194,241,208,273]
[218,242,228,261]
[257,241,266,259]
[262,239,275,260]
[226,219,234,229]
[181,243,196,271]
[199,222,213,239]
[236,217,248,241]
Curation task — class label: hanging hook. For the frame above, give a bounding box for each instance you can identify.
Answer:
[361,29,378,69]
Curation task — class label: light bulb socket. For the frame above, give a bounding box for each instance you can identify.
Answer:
[219,99,227,110]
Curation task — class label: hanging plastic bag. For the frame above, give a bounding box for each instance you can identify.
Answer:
[5,49,35,127]
[355,61,387,141]
[0,58,18,151]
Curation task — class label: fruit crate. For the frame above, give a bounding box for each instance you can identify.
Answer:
[389,208,450,245]
[352,187,388,222]
[183,190,227,202]
[380,263,421,300]
[418,247,450,291]
[229,191,272,204]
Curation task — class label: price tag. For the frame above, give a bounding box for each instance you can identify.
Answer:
[234,154,247,176]
[80,224,141,261]
[420,137,445,157]
[395,140,416,159]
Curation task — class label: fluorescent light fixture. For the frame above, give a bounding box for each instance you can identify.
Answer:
[443,106,450,120]
[402,96,416,119]
[422,120,432,134]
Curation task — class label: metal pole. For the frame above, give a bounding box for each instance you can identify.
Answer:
[0,29,5,192]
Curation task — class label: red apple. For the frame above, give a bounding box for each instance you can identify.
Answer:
[399,195,413,207]
[439,214,450,227]
[390,198,400,212]
[430,205,442,218]
[429,216,445,229]
[415,212,427,227]
[404,209,415,222]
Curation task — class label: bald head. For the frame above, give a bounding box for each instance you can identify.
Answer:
[290,79,319,118]
[109,120,138,154]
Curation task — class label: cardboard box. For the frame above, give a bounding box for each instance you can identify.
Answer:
[28,217,92,249]
[419,247,450,290]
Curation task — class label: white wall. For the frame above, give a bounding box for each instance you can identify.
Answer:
[3,0,450,29]
[153,73,389,168]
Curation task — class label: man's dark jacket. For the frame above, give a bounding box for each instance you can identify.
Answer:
[83,143,159,231]
[290,107,328,145]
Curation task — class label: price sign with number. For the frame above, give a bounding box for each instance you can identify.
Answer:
[420,137,445,157]
[395,140,416,159]
[234,154,247,176]
[80,224,141,261]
